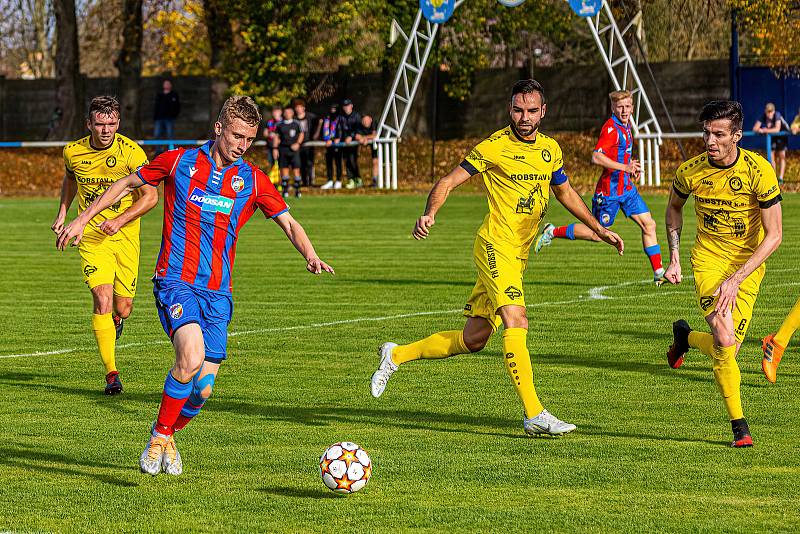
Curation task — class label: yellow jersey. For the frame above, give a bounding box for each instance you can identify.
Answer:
[672,147,781,268]
[462,126,567,258]
[63,133,148,243]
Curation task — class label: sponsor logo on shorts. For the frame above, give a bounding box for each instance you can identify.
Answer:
[231,175,244,193]
[83,265,97,276]
[105,156,117,168]
[463,304,472,312]
[700,296,714,310]
[728,176,742,192]
[485,242,499,279]
[188,187,235,215]
[513,154,525,160]
[601,213,611,225]
[505,286,522,300]
[541,149,551,162]
[169,303,183,319]
[736,318,747,334]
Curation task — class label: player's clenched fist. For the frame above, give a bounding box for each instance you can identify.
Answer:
[413,215,435,240]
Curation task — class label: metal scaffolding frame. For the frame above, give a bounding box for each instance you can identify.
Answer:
[375,1,666,189]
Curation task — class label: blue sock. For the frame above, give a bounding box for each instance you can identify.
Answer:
[565,223,576,240]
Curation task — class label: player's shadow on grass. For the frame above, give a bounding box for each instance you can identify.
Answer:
[257,486,340,499]
[537,352,713,385]
[211,400,526,439]
[0,373,159,412]
[0,442,138,487]
[351,278,475,288]
[580,424,729,446]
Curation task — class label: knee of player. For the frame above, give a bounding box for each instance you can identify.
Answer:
[174,361,203,381]
[463,334,489,353]
[115,302,133,319]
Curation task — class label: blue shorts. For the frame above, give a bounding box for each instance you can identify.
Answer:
[591,189,650,228]
[153,279,234,364]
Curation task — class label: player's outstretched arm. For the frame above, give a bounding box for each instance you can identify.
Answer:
[273,211,335,275]
[56,173,145,250]
[550,181,624,255]
[97,181,159,236]
[413,165,472,240]
[52,171,78,234]
[713,202,782,316]
[664,187,687,285]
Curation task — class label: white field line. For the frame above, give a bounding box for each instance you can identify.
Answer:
[2,275,796,360]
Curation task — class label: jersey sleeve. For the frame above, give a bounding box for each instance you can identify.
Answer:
[672,166,691,199]
[460,137,498,176]
[254,168,289,218]
[752,156,781,208]
[63,146,74,174]
[594,122,618,155]
[137,149,182,186]
[550,142,568,185]
[128,143,149,172]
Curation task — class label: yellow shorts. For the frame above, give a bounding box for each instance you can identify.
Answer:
[78,235,140,298]
[463,236,527,330]
[693,263,764,343]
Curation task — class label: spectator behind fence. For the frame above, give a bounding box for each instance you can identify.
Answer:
[355,114,378,188]
[263,105,282,174]
[320,104,343,190]
[338,98,363,188]
[753,102,789,184]
[276,105,304,198]
[153,79,180,153]
[294,99,320,187]
[791,107,800,136]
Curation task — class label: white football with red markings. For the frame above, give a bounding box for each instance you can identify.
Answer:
[319,441,372,494]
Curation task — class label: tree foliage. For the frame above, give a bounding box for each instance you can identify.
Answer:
[730,0,800,75]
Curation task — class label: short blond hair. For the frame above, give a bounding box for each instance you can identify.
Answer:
[765,102,776,112]
[218,96,262,127]
[609,90,632,104]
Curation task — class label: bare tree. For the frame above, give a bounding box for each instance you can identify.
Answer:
[51,0,82,139]
[115,0,143,136]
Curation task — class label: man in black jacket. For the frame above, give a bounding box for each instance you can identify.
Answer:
[153,79,180,153]
[294,99,320,187]
[338,99,362,188]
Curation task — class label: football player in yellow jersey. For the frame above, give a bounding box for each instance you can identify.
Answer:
[370,80,624,436]
[664,100,782,447]
[51,96,157,395]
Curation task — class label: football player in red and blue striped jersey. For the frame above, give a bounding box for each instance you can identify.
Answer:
[58,96,334,476]
[535,90,664,283]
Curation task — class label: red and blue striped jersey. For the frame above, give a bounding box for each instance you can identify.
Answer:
[594,115,635,198]
[137,141,288,294]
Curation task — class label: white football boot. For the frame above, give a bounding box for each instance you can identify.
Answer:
[370,342,399,398]
[162,435,183,476]
[333,180,343,190]
[320,180,335,189]
[523,409,577,436]
[654,267,666,286]
[139,433,168,475]
[534,223,555,254]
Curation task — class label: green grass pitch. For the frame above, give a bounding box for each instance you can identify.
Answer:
[1,193,799,532]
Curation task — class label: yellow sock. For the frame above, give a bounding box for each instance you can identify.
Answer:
[710,344,743,420]
[502,328,544,419]
[391,330,470,365]
[92,313,117,373]
[688,331,715,357]
[775,295,800,347]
